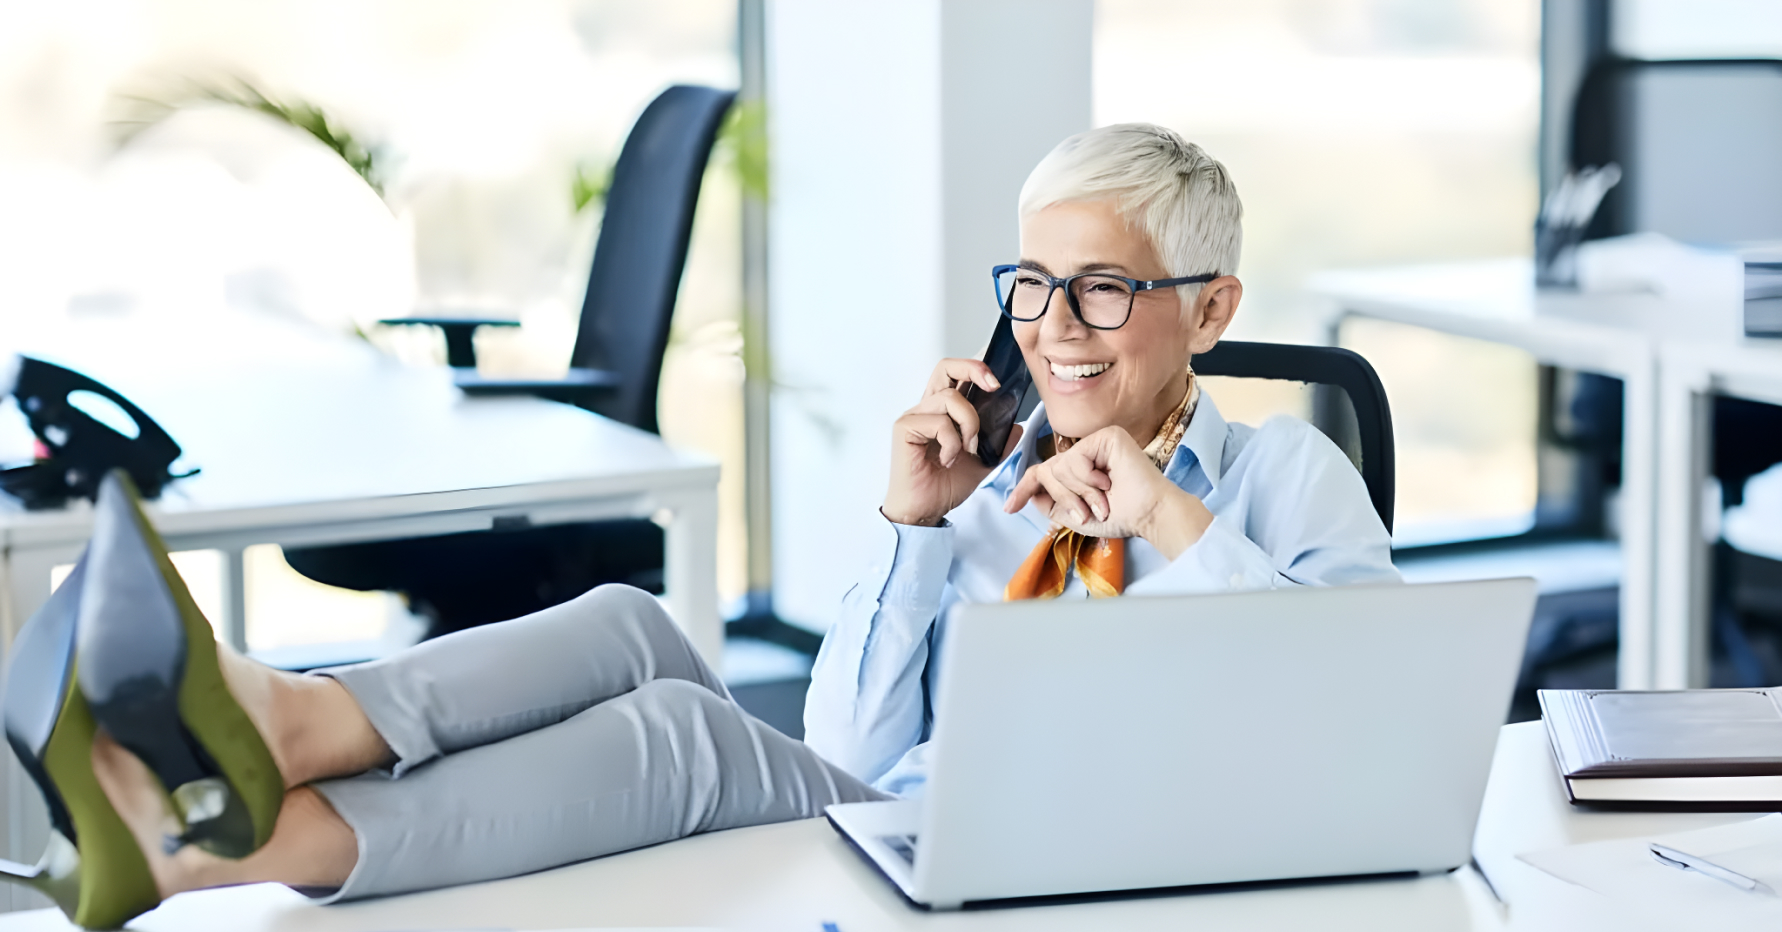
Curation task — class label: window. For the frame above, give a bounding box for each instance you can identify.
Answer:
[1096,0,1542,545]
[2,1,748,649]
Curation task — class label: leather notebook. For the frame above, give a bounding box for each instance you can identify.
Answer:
[1539,688,1782,811]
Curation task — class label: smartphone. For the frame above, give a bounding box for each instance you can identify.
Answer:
[959,314,1033,467]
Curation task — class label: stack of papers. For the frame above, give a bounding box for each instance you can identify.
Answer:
[1520,815,1782,930]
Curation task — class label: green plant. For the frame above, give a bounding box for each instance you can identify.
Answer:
[115,77,387,198]
[571,97,768,215]
[571,159,611,214]
[715,98,769,201]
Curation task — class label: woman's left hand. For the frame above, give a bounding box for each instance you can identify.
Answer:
[1004,426,1214,560]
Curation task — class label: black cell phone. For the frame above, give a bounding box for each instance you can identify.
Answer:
[959,314,1033,467]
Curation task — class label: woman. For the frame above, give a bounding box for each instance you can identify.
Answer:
[2,123,1393,928]
[804,123,1397,794]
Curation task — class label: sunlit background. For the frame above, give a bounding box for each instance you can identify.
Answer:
[1098,0,1543,546]
[2,0,1542,649]
[1,0,747,653]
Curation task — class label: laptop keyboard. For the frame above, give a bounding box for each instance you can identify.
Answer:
[880,834,919,866]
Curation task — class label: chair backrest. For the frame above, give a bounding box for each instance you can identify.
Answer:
[1191,341,1395,533]
[1572,58,1782,243]
[570,85,737,433]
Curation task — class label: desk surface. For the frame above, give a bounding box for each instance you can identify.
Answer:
[0,722,1749,932]
[1307,256,1782,380]
[1473,722,1756,931]
[1306,258,1671,377]
[0,313,718,549]
[0,822,1507,932]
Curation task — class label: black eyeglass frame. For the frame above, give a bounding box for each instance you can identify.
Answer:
[991,264,1218,330]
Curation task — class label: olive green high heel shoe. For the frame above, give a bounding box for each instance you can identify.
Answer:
[2,554,162,929]
[74,471,284,859]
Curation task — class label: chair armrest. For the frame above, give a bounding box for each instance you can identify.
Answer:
[377,317,521,369]
[454,367,622,406]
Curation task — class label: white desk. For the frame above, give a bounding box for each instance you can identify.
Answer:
[1313,258,1782,690]
[1308,259,1663,689]
[1472,722,1760,931]
[0,722,1739,931]
[0,313,721,911]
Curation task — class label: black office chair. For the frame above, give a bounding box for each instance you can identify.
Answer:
[283,85,737,638]
[1191,341,1394,533]
[381,84,738,424]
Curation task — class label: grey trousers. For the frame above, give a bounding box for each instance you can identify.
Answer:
[309,584,887,902]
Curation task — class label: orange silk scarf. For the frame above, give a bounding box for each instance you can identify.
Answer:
[1004,373,1199,601]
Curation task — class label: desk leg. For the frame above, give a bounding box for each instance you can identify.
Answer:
[1653,368,1713,688]
[661,486,723,668]
[1617,359,1659,689]
[0,545,82,914]
[219,547,249,652]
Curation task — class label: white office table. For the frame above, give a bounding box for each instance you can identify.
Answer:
[0,722,1741,932]
[1308,259,1663,689]
[1312,258,1782,689]
[0,312,721,911]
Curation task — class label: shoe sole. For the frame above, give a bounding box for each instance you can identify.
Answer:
[76,471,283,859]
[3,553,161,928]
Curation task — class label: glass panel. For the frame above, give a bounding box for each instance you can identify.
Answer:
[1340,318,1539,546]
[1615,0,1782,60]
[1195,375,1314,431]
[1097,0,1540,545]
[1,0,748,611]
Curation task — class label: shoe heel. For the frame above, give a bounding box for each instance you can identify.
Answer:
[83,677,258,857]
[76,471,282,859]
[0,832,84,920]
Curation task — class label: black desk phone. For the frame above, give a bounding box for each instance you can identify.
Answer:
[0,357,194,509]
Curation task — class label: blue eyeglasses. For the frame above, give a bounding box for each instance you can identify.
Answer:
[992,264,1216,330]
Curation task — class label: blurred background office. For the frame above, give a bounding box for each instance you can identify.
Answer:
[3,0,1782,738]
[0,0,750,655]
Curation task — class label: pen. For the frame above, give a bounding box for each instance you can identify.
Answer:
[1650,843,1776,896]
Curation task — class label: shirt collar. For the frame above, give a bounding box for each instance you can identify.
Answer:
[983,386,1231,494]
[1174,388,1230,488]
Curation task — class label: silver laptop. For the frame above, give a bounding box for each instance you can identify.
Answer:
[826,578,1537,910]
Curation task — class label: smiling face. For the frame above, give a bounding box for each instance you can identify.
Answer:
[1014,198,1241,443]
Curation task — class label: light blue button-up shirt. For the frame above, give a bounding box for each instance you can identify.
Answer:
[802,391,1400,797]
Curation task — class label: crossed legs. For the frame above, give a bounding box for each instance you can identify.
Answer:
[90,585,885,901]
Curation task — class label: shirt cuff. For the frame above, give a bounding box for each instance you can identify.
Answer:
[1126,513,1287,596]
[879,515,955,612]
[872,741,934,798]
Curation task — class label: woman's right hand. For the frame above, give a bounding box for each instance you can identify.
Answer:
[882,358,1023,526]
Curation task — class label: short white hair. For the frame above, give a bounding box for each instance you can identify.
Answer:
[1018,123,1243,286]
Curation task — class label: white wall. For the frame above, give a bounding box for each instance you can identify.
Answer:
[940,1,1095,359]
[767,0,1091,633]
